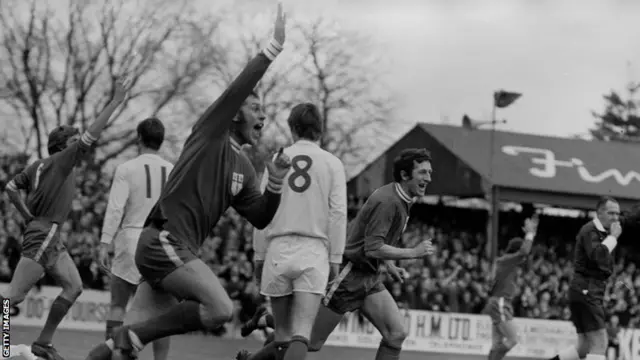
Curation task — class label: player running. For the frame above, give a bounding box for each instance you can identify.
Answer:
[240,148,436,360]
[85,4,289,360]
[547,197,621,360]
[249,103,347,360]
[99,118,173,360]
[3,81,127,360]
[483,216,539,360]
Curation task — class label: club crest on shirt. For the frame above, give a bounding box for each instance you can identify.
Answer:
[231,172,244,196]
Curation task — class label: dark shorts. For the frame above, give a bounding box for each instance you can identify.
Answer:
[110,274,138,308]
[482,297,514,325]
[568,287,606,333]
[323,262,385,314]
[22,220,66,270]
[135,226,197,288]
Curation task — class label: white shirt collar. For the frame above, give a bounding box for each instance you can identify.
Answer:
[593,218,606,232]
[230,137,242,153]
[295,139,320,147]
[394,183,413,204]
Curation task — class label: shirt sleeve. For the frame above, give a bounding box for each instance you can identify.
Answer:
[363,200,396,254]
[100,165,130,245]
[191,42,281,140]
[232,164,282,230]
[252,169,270,262]
[579,229,611,273]
[55,131,97,175]
[6,162,38,192]
[496,253,526,270]
[328,159,347,264]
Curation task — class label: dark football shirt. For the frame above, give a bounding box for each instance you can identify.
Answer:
[343,183,412,273]
[10,132,94,223]
[146,53,281,253]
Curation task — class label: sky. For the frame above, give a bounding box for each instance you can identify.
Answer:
[218,0,640,138]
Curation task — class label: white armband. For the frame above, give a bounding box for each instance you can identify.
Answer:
[266,174,283,194]
[602,235,617,253]
[262,39,283,61]
[524,232,535,241]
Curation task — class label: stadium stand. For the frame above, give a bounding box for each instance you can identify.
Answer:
[0,153,638,338]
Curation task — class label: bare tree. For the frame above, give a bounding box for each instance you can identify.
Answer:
[0,0,224,163]
[291,18,395,166]
[208,12,395,172]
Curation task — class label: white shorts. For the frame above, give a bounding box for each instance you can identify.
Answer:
[260,235,329,297]
[111,228,143,285]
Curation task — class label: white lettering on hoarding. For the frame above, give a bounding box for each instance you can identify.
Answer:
[502,146,640,186]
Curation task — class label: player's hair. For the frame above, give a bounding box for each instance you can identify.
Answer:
[47,125,80,155]
[595,196,617,211]
[137,117,165,151]
[505,237,524,254]
[287,103,323,141]
[392,148,432,182]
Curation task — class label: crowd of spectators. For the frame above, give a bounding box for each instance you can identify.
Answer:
[0,153,639,334]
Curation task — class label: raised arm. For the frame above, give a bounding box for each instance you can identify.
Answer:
[328,159,347,264]
[497,216,538,267]
[86,80,127,141]
[192,3,286,137]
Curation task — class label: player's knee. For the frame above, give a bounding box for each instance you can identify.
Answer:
[200,297,234,328]
[575,341,590,358]
[8,286,27,305]
[63,283,83,301]
[110,306,126,321]
[502,336,518,350]
[308,338,325,352]
[380,328,408,348]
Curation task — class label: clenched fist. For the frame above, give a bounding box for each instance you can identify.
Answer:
[266,148,291,180]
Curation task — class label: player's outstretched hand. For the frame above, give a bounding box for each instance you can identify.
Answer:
[273,2,286,45]
[522,215,539,234]
[266,147,291,179]
[413,238,435,258]
[611,221,622,238]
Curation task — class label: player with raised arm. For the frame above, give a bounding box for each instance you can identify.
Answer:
[85,4,290,360]
[547,197,621,360]
[483,216,539,360]
[2,81,127,360]
[247,103,347,360]
[293,148,434,360]
[98,118,173,360]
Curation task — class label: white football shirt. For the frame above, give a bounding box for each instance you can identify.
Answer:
[100,153,174,245]
[253,140,347,264]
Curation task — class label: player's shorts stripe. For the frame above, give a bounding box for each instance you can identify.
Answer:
[158,230,184,267]
[144,165,152,198]
[323,262,353,306]
[161,166,167,190]
[498,297,505,322]
[34,223,59,262]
